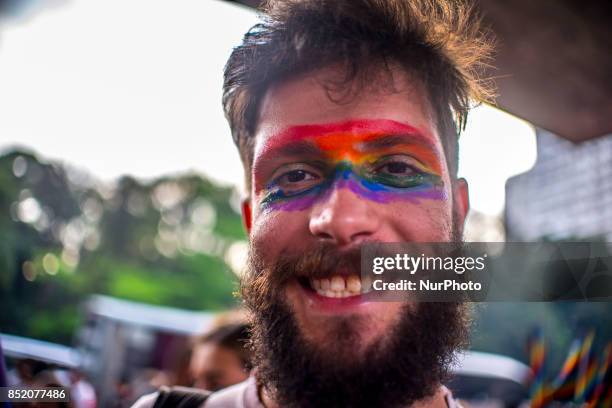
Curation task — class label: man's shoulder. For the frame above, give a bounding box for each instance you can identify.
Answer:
[131,391,159,408]
[130,379,258,408]
[203,377,260,408]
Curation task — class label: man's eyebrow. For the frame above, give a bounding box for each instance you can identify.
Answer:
[266,140,322,157]
[253,140,323,174]
[358,134,438,152]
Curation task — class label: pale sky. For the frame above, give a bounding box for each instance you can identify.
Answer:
[0,0,536,216]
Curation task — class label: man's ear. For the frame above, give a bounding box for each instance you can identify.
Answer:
[241,198,252,235]
[454,178,470,226]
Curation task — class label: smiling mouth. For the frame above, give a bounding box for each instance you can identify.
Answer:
[298,274,372,298]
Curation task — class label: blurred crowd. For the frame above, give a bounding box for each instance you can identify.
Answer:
[6,314,253,407]
[7,360,96,408]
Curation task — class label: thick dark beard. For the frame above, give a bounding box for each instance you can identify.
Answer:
[242,224,470,408]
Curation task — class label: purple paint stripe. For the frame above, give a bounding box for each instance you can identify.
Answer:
[264,179,446,212]
[266,195,320,211]
[345,177,446,203]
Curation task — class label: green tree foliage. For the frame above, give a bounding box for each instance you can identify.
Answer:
[0,150,244,344]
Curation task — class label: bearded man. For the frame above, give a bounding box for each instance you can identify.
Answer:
[134,0,492,406]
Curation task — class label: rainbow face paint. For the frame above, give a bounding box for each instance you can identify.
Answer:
[256,119,447,211]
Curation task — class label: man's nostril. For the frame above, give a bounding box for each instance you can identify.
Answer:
[315,231,334,240]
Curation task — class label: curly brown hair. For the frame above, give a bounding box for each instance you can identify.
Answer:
[223,0,494,189]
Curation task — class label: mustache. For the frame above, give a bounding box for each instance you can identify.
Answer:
[245,243,363,288]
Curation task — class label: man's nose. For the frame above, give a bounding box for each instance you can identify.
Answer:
[309,184,380,246]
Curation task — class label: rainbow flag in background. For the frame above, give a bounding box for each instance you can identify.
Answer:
[586,342,612,408]
[576,331,596,402]
[542,336,583,403]
[527,327,547,408]
[547,332,600,404]
[529,331,612,407]
[552,337,582,389]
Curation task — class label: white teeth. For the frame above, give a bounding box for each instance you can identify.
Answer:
[346,275,361,293]
[331,276,345,291]
[310,275,365,298]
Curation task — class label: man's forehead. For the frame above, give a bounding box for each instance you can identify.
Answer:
[255,63,438,142]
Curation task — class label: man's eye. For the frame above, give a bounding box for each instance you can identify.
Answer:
[283,170,311,183]
[280,170,317,184]
[369,158,427,188]
[272,169,322,195]
[378,162,415,175]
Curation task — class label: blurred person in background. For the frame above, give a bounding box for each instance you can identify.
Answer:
[134,0,492,406]
[188,323,252,391]
[7,359,47,387]
[54,369,97,408]
[132,324,251,406]
[21,369,75,408]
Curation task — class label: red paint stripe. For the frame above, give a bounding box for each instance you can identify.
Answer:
[265,119,432,151]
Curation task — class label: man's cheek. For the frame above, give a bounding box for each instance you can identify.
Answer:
[423,204,455,240]
[388,202,454,241]
[251,210,309,252]
[251,206,284,235]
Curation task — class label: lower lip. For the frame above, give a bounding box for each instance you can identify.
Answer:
[299,283,376,313]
